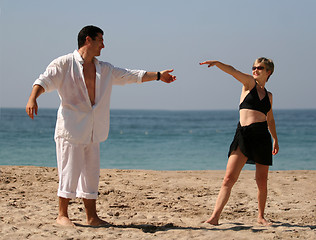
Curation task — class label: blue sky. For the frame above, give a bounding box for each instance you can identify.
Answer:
[1,0,315,110]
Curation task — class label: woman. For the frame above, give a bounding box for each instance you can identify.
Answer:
[199,57,279,226]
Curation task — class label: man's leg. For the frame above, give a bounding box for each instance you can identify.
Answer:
[56,197,74,226]
[55,138,83,226]
[79,142,109,226]
[83,198,109,226]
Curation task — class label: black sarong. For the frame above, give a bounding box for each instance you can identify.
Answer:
[228,121,272,166]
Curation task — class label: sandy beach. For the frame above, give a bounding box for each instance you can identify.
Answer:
[1,166,315,239]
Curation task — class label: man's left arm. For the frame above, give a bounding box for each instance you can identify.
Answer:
[142,70,176,83]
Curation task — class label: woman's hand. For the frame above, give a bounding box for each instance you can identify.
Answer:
[272,140,279,155]
[199,61,218,68]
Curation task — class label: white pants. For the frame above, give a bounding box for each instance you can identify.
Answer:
[55,138,100,199]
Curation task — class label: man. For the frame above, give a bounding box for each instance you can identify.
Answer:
[26,25,176,227]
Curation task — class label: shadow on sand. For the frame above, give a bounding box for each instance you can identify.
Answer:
[74,220,316,234]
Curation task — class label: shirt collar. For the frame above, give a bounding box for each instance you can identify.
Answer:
[73,50,99,65]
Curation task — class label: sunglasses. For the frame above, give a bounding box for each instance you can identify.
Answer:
[252,66,265,71]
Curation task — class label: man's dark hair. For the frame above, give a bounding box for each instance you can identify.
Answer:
[77,25,104,49]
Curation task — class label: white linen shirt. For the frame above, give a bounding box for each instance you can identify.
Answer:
[33,50,146,144]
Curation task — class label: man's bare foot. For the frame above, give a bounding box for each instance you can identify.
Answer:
[87,217,110,227]
[258,217,272,226]
[203,217,219,226]
[56,216,75,227]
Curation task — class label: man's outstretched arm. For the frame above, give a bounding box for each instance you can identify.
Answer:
[142,69,176,83]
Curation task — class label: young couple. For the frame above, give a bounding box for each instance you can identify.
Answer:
[26,25,279,227]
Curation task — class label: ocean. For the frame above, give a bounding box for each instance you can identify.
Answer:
[0,108,315,171]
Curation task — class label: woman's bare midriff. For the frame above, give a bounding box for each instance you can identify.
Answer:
[239,109,267,126]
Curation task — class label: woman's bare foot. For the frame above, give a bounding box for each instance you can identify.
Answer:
[258,217,272,226]
[87,217,110,227]
[203,216,219,225]
[56,216,75,227]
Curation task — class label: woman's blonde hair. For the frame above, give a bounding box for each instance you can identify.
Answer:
[254,57,274,81]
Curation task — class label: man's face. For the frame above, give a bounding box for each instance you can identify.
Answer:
[90,33,105,56]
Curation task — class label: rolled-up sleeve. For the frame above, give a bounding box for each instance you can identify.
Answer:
[111,65,146,85]
[33,58,64,92]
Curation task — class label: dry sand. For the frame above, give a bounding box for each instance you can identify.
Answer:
[1,166,315,239]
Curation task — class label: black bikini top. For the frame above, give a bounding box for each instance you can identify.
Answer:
[239,84,271,115]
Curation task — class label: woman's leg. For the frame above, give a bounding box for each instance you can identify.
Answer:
[205,147,248,225]
[255,163,271,225]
